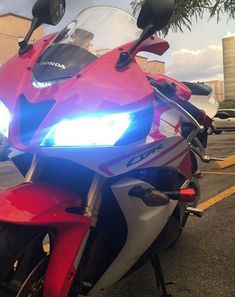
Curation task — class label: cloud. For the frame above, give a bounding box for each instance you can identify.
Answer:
[166,45,223,82]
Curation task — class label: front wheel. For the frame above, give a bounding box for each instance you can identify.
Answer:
[0,223,54,297]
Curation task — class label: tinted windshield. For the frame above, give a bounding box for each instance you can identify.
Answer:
[33,6,141,84]
[53,6,142,57]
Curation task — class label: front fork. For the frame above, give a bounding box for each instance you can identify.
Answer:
[25,155,105,227]
[22,155,106,296]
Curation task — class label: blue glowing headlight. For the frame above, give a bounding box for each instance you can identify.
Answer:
[41,113,131,147]
[0,100,11,138]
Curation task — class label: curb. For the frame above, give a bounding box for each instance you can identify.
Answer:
[212,155,235,170]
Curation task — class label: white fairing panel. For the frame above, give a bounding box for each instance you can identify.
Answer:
[90,178,177,293]
[189,93,219,119]
[42,136,187,177]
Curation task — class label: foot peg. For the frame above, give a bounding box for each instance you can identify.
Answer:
[186,206,203,217]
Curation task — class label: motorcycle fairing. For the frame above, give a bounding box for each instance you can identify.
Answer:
[40,136,189,177]
[147,73,192,102]
[0,183,91,297]
[90,177,178,292]
[0,34,169,152]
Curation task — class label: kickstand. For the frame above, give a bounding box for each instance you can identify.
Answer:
[151,254,175,297]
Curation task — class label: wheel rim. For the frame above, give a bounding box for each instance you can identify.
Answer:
[16,257,49,297]
[0,227,54,297]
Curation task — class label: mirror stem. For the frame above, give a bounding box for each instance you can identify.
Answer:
[116,24,155,69]
[18,17,40,55]
[128,23,155,55]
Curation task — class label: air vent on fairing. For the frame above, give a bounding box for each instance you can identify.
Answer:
[15,95,55,145]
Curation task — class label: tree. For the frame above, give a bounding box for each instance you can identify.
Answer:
[131,0,235,34]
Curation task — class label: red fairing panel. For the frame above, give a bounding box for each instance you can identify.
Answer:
[0,35,154,151]
[0,183,91,297]
[132,35,169,56]
[147,73,192,102]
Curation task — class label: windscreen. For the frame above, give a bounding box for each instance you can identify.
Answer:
[33,6,142,84]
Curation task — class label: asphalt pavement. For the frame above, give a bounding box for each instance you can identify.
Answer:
[0,132,234,297]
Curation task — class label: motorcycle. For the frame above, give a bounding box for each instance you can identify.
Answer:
[0,0,221,296]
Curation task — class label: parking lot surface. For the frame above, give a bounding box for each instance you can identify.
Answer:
[0,132,234,297]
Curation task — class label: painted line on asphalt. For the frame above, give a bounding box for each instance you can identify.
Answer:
[202,171,235,175]
[212,155,235,170]
[198,185,235,211]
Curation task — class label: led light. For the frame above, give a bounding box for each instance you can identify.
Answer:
[0,100,11,138]
[41,113,131,147]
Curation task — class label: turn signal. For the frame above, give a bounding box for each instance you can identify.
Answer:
[178,188,196,202]
[129,186,170,207]
[163,188,196,203]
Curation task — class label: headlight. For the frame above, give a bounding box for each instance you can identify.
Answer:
[41,112,131,147]
[0,100,11,138]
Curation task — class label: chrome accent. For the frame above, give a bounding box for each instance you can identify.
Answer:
[151,85,225,164]
[84,174,105,227]
[24,155,45,182]
[152,85,204,133]
[74,231,90,269]
[186,206,203,217]
[190,145,224,163]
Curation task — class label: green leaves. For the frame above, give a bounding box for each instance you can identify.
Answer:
[131,0,235,34]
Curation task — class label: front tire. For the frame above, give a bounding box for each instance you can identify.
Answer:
[0,223,52,297]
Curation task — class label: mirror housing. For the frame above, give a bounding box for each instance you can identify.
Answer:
[116,0,174,69]
[137,0,174,33]
[32,0,66,26]
[19,0,65,55]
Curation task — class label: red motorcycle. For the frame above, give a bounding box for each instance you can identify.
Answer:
[0,0,218,296]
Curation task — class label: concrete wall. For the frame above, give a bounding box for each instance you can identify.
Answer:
[0,14,43,65]
[136,56,165,75]
[223,36,235,101]
[205,80,224,102]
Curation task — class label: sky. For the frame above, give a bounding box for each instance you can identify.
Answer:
[0,0,235,82]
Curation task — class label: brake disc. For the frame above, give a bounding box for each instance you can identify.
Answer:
[16,257,49,297]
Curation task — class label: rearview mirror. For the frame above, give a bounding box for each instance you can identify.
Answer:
[137,0,174,32]
[32,0,66,26]
[19,0,66,55]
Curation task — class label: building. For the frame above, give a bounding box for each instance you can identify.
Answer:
[0,14,43,66]
[223,36,235,101]
[136,56,165,75]
[205,80,224,102]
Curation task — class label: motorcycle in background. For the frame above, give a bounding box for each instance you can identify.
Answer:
[0,0,223,296]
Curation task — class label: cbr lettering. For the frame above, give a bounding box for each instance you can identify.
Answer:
[127,144,164,167]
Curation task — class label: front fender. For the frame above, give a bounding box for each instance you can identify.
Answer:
[0,182,91,297]
[0,182,85,224]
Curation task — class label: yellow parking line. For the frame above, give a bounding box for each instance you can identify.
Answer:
[212,155,235,170]
[202,171,235,175]
[198,185,235,211]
